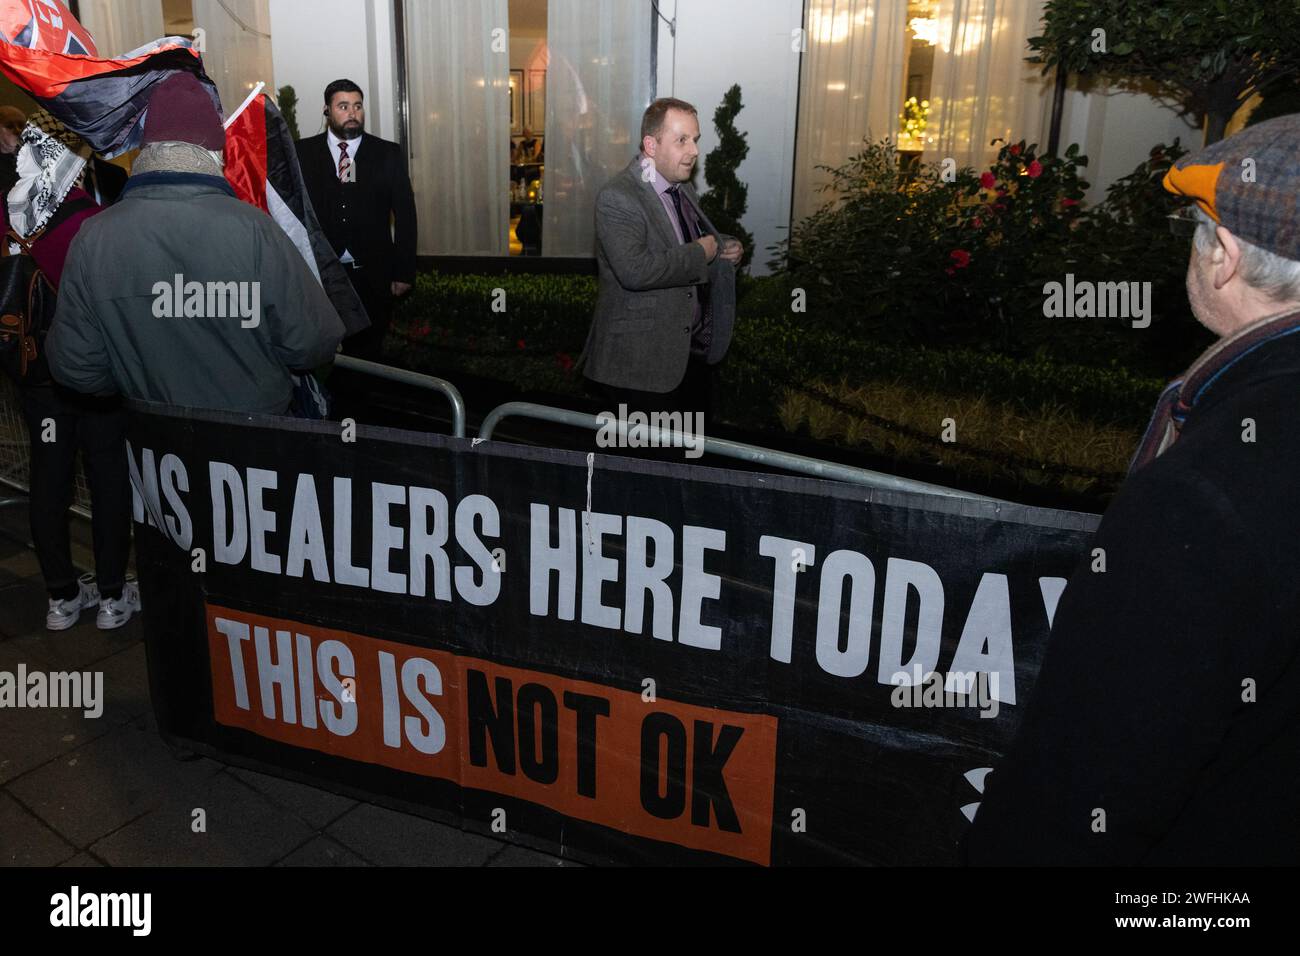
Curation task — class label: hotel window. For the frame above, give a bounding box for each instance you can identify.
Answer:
[793,0,1052,223]
[403,0,651,259]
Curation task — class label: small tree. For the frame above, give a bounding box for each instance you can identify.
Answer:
[278,84,301,141]
[1030,0,1300,144]
[699,84,755,270]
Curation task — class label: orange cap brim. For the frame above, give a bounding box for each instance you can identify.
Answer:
[1162,162,1225,223]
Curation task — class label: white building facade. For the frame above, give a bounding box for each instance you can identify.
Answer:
[61,0,1209,274]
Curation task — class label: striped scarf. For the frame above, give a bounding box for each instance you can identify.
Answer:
[1129,309,1300,475]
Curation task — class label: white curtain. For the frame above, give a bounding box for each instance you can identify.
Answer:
[76,0,165,57]
[406,0,510,256]
[543,0,652,257]
[190,0,274,118]
[792,0,908,223]
[924,0,1051,169]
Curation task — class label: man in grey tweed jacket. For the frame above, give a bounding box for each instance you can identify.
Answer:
[581,98,742,416]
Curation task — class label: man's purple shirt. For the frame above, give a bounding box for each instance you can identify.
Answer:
[646,156,704,243]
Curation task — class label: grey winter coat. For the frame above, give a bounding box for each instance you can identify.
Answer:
[47,173,344,415]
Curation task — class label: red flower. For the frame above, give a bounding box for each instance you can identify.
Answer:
[1062,197,1079,208]
[556,352,575,373]
[1009,144,1022,157]
[949,249,971,269]
[1026,160,1043,178]
[516,339,527,350]
[972,217,983,228]
[980,171,997,189]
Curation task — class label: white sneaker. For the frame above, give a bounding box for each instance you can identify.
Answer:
[46,572,99,631]
[96,577,141,631]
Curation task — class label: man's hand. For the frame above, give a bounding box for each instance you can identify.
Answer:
[719,238,744,264]
[696,234,718,262]
[391,281,413,297]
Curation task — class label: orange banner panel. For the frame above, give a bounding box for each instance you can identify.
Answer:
[206,604,778,865]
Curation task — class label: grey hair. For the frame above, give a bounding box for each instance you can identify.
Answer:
[1193,206,1300,303]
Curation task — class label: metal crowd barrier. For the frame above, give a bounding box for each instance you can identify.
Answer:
[332,355,467,438]
[0,360,468,521]
[476,401,1000,503]
[4,365,994,519]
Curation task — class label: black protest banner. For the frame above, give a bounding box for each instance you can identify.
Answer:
[126,403,1099,865]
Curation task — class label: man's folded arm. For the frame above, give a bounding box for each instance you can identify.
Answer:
[596,189,709,292]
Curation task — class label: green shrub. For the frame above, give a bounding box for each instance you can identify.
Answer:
[389,274,1165,430]
[725,313,1165,429]
[774,140,984,339]
[773,136,1208,376]
[395,272,597,352]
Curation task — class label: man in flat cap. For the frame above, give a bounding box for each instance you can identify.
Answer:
[965,115,1300,865]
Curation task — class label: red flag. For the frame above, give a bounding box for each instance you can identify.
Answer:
[0,0,96,55]
[0,1,219,158]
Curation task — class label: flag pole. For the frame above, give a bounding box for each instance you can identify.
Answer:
[224,81,267,129]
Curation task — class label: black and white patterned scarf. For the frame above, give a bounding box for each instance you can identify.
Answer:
[6,123,87,241]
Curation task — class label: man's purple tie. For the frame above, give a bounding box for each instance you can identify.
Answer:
[667,185,713,355]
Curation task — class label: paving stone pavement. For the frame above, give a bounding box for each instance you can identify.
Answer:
[0,512,578,867]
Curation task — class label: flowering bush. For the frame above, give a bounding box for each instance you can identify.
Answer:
[775,139,980,335]
[775,136,1202,373]
[938,138,1090,349]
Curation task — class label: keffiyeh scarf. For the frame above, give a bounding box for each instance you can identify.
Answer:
[6,122,87,242]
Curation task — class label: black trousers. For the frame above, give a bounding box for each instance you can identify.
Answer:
[341,264,393,362]
[598,356,715,461]
[19,384,131,601]
[602,356,714,417]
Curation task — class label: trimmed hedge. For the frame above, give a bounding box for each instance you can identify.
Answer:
[727,314,1165,428]
[396,272,596,351]
[390,271,1165,428]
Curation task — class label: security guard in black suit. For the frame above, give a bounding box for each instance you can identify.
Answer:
[296,79,418,360]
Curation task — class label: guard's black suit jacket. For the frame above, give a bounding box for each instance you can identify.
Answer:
[295,132,418,287]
